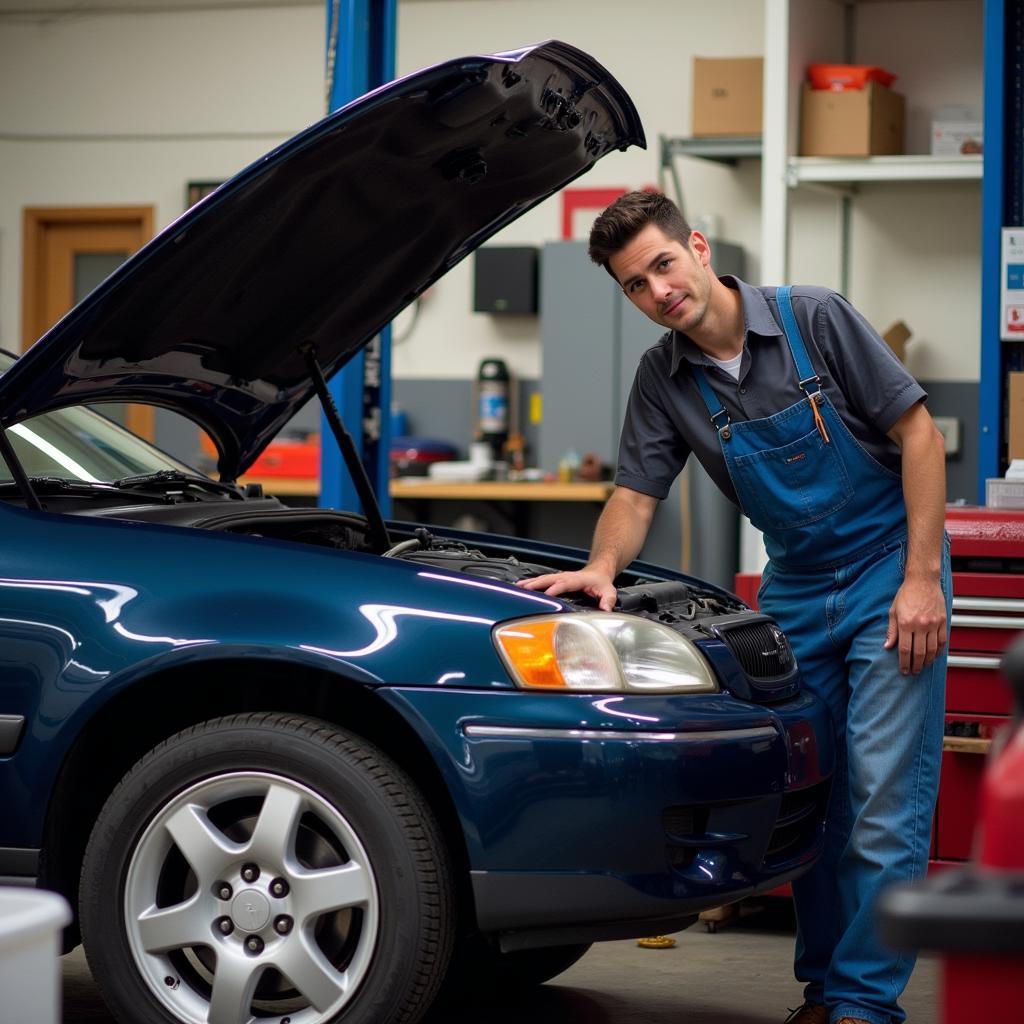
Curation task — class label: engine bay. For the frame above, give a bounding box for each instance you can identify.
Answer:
[52,488,748,627]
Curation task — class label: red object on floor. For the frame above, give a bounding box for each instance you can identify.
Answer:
[939,710,1024,1020]
[944,957,1024,1021]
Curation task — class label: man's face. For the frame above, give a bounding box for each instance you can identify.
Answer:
[608,223,712,334]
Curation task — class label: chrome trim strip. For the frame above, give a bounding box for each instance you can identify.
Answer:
[463,725,778,743]
[953,597,1024,613]
[948,654,1002,670]
[951,614,1024,629]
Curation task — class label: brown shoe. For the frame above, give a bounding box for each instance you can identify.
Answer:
[834,1019,872,1024]
[784,1006,828,1024]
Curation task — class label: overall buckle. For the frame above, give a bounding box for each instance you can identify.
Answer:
[798,374,821,397]
[710,407,732,441]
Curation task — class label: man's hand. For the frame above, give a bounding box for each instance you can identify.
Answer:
[517,568,618,611]
[884,577,947,675]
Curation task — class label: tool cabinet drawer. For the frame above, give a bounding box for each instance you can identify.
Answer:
[946,656,1013,716]
[949,595,1024,654]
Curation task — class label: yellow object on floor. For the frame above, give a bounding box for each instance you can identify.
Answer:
[636,935,677,949]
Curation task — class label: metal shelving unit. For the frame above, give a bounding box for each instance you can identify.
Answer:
[658,135,762,211]
[788,154,983,185]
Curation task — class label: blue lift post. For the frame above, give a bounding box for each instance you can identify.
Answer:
[979,0,1024,500]
[321,0,397,516]
[978,0,1006,498]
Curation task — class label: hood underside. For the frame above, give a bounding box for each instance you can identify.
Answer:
[0,41,644,479]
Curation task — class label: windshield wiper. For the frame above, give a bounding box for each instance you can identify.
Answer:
[0,477,169,501]
[113,470,243,498]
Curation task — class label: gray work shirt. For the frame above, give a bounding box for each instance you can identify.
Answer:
[615,276,926,505]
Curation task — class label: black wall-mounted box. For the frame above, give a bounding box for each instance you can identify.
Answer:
[473,246,539,314]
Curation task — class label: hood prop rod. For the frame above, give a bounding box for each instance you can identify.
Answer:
[301,345,390,552]
[0,424,43,511]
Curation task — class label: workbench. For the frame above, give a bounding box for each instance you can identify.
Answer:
[390,479,613,537]
[237,476,614,538]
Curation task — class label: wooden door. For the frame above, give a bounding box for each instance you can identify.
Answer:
[22,206,155,437]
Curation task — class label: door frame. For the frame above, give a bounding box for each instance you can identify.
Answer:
[21,205,154,350]
[21,205,155,437]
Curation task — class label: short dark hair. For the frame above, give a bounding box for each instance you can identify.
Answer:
[587,191,692,279]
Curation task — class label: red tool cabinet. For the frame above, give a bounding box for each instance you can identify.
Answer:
[734,507,1024,873]
[936,508,1024,868]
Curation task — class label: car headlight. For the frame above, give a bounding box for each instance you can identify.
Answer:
[493,612,719,694]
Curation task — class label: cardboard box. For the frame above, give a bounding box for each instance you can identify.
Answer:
[800,81,904,157]
[881,320,911,363]
[692,57,763,137]
[931,120,983,156]
[1009,372,1024,462]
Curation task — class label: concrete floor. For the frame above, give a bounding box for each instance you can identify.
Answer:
[61,902,938,1023]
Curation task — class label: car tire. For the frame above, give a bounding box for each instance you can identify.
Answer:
[79,712,454,1024]
[440,934,591,1002]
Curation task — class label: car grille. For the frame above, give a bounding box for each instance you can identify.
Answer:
[762,780,830,868]
[718,620,795,682]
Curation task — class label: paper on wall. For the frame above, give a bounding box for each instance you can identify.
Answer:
[1002,227,1024,341]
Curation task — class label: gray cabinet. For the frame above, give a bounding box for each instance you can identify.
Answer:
[539,241,739,589]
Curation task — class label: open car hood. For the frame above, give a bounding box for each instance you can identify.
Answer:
[0,41,644,480]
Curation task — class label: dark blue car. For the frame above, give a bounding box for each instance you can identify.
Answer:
[0,42,834,1024]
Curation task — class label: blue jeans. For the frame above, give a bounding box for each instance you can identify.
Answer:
[759,534,951,1024]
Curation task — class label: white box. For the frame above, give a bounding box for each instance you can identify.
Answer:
[0,889,71,1024]
[986,478,1024,509]
[930,119,983,156]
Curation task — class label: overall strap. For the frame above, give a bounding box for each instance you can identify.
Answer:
[775,285,821,397]
[691,365,732,439]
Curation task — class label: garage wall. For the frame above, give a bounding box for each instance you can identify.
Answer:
[0,2,324,354]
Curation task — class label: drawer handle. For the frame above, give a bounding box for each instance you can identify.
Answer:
[942,736,993,755]
[947,654,1002,670]
[953,597,1024,613]
[950,614,1024,630]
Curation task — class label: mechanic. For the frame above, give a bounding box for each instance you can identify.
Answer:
[519,190,950,1024]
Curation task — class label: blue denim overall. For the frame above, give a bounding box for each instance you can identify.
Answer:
[692,287,950,1024]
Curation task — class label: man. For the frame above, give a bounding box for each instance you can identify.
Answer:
[520,191,949,1024]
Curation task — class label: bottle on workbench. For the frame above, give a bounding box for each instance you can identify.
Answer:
[476,358,510,460]
[557,448,580,483]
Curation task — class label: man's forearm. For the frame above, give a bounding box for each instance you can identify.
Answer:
[587,487,658,578]
[900,418,946,581]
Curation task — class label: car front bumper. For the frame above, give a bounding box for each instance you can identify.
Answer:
[380,686,834,947]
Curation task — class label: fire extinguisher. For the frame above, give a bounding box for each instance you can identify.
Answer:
[476,358,510,459]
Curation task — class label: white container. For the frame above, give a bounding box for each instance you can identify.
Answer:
[930,119,983,156]
[986,478,1024,509]
[0,888,71,1023]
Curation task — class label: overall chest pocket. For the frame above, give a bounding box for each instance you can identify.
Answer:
[731,427,853,531]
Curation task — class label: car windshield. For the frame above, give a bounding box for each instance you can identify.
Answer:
[0,352,196,484]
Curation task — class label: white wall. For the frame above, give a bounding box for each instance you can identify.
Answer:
[0,0,982,385]
[0,2,325,350]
